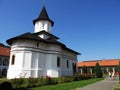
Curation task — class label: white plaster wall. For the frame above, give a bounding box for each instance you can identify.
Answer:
[38,53,46,77]
[45,44,62,77]
[62,49,77,60]
[61,48,78,76]
[7,38,78,79]
[61,58,74,76]
[22,52,32,78]
[23,52,31,69]
[31,52,38,69]
[51,55,61,77]
[39,34,50,39]
[45,54,52,76]
[46,44,61,52]
[37,42,47,50]
[31,52,39,77]
[7,52,24,79]
[45,54,61,77]
[35,21,52,33]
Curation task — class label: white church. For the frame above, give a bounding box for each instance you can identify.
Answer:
[6,6,80,79]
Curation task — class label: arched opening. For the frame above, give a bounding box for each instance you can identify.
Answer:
[11,55,15,65]
[57,57,60,67]
[67,60,69,68]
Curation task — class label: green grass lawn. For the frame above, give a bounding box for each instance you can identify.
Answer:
[114,84,120,90]
[27,78,103,90]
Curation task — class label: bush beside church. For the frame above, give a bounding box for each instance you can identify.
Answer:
[0,74,94,89]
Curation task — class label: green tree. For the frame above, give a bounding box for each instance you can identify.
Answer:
[94,63,103,78]
[118,61,120,81]
[82,65,87,74]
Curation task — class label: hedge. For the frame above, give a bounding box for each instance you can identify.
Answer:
[0,74,95,89]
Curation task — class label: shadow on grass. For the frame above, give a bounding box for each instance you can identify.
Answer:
[0,82,30,90]
[14,88,30,90]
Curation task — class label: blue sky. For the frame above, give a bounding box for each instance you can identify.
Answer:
[0,0,120,61]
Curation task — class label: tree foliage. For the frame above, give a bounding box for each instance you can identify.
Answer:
[94,63,103,78]
[82,65,87,74]
[118,61,120,81]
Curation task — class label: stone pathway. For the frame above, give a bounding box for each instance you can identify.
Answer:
[77,78,119,90]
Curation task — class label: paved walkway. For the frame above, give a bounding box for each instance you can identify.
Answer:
[77,78,119,90]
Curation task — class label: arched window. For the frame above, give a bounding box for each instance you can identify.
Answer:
[11,55,15,65]
[57,57,60,67]
[67,60,69,68]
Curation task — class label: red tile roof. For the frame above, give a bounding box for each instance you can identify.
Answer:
[77,59,120,67]
[0,47,10,56]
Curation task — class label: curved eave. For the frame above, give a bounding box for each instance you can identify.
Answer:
[64,47,81,55]
[6,33,80,55]
[46,40,80,55]
[33,18,54,26]
[6,37,41,45]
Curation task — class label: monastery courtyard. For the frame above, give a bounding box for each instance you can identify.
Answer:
[78,77,119,90]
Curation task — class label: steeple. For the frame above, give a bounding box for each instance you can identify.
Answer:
[33,6,54,33]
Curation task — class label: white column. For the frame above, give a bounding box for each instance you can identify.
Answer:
[106,68,109,72]
[80,68,83,74]
[112,68,115,73]
[90,68,92,74]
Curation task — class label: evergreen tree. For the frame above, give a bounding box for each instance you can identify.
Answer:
[94,63,103,78]
[82,65,87,74]
[118,61,120,81]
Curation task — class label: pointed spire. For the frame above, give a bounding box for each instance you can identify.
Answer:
[33,6,54,26]
[38,6,49,20]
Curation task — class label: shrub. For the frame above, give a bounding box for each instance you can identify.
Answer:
[28,77,42,87]
[0,74,95,89]
[0,81,13,90]
[45,76,53,85]
[72,73,81,81]
[10,78,28,89]
[28,76,57,87]
[82,65,88,74]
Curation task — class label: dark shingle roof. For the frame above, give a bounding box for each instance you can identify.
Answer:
[6,32,43,45]
[33,6,54,26]
[6,31,80,55]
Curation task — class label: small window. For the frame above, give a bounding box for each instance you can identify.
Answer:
[37,42,39,47]
[42,23,45,29]
[57,57,60,67]
[11,55,15,65]
[67,60,69,68]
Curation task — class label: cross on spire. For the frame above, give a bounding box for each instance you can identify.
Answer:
[42,0,45,5]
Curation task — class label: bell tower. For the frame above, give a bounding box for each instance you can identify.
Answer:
[33,6,54,33]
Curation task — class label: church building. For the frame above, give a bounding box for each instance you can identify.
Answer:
[7,6,79,79]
